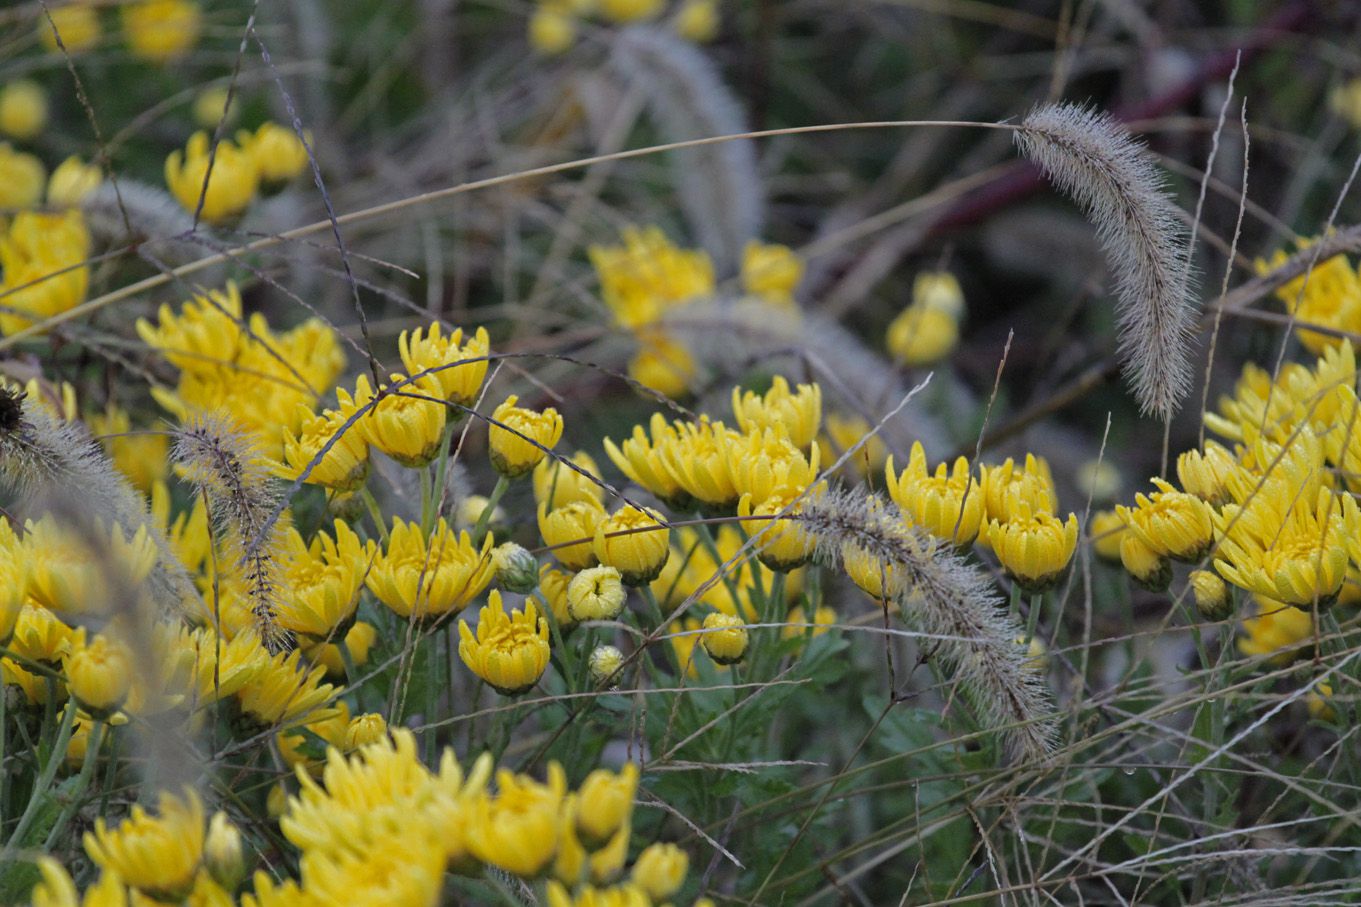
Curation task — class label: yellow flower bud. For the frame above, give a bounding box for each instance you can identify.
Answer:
[539,499,606,571]
[913,271,966,318]
[701,612,748,665]
[631,842,689,901]
[594,504,670,585]
[193,87,234,129]
[0,143,46,210]
[243,122,309,183]
[457,591,551,695]
[1176,441,1238,505]
[398,323,490,407]
[64,634,132,718]
[344,373,447,469]
[1117,478,1214,562]
[305,621,377,681]
[344,712,389,750]
[1016,634,1049,673]
[490,394,564,477]
[599,0,663,23]
[675,0,720,42]
[887,303,958,367]
[1190,569,1231,621]
[588,645,625,687]
[567,565,626,622]
[740,242,802,304]
[1120,532,1170,592]
[47,155,102,207]
[738,488,814,572]
[0,80,48,141]
[40,5,102,54]
[629,331,697,399]
[1089,509,1126,562]
[731,375,822,450]
[534,450,604,510]
[529,7,577,54]
[494,542,540,594]
[1077,458,1121,503]
[539,564,576,632]
[575,763,638,849]
[164,131,258,223]
[886,442,983,547]
[983,507,1079,593]
[204,812,246,891]
[122,0,202,62]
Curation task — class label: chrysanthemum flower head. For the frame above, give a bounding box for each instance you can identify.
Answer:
[886,442,983,547]
[398,323,491,407]
[84,788,206,902]
[1117,477,1215,562]
[731,375,822,449]
[489,394,564,478]
[164,131,258,222]
[366,517,494,620]
[458,591,551,695]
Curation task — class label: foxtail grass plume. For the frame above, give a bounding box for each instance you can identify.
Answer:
[797,486,1054,761]
[174,413,291,652]
[1015,103,1195,419]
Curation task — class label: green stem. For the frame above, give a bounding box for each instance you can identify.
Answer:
[360,486,390,544]
[1024,592,1044,645]
[0,680,7,819]
[427,420,458,535]
[472,476,510,546]
[2,700,77,860]
[43,720,104,850]
[419,463,435,537]
[337,637,367,712]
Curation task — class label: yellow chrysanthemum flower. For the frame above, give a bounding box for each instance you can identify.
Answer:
[305,621,378,681]
[529,6,577,54]
[122,0,202,62]
[241,122,309,183]
[1089,509,1125,562]
[701,612,749,665]
[979,453,1058,525]
[0,210,91,337]
[589,226,714,329]
[40,4,102,54]
[674,0,720,42]
[598,0,664,23]
[165,131,258,223]
[64,633,133,718]
[467,762,566,877]
[1238,595,1313,664]
[0,142,44,209]
[84,788,205,902]
[818,411,889,481]
[886,442,983,547]
[575,763,637,849]
[627,329,698,399]
[489,394,564,478]
[1216,486,1358,608]
[236,647,337,729]
[534,450,605,510]
[567,565,626,622]
[887,303,958,367]
[279,403,370,492]
[603,413,690,507]
[1190,569,1232,621]
[367,517,495,620]
[593,504,670,585]
[47,156,101,207]
[0,80,48,141]
[398,323,491,407]
[23,517,157,614]
[731,375,822,450]
[1117,477,1215,562]
[539,498,606,571]
[631,842,689,901]
[539,564,575,631]
[740,242,803,306]
[1176,440,1239,505]
[343,373,447,469]
[276,520,368,642]
[983,503,1079,593]
[9,603,80,667]
[458,590,551,695]
[738,487,814,572]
